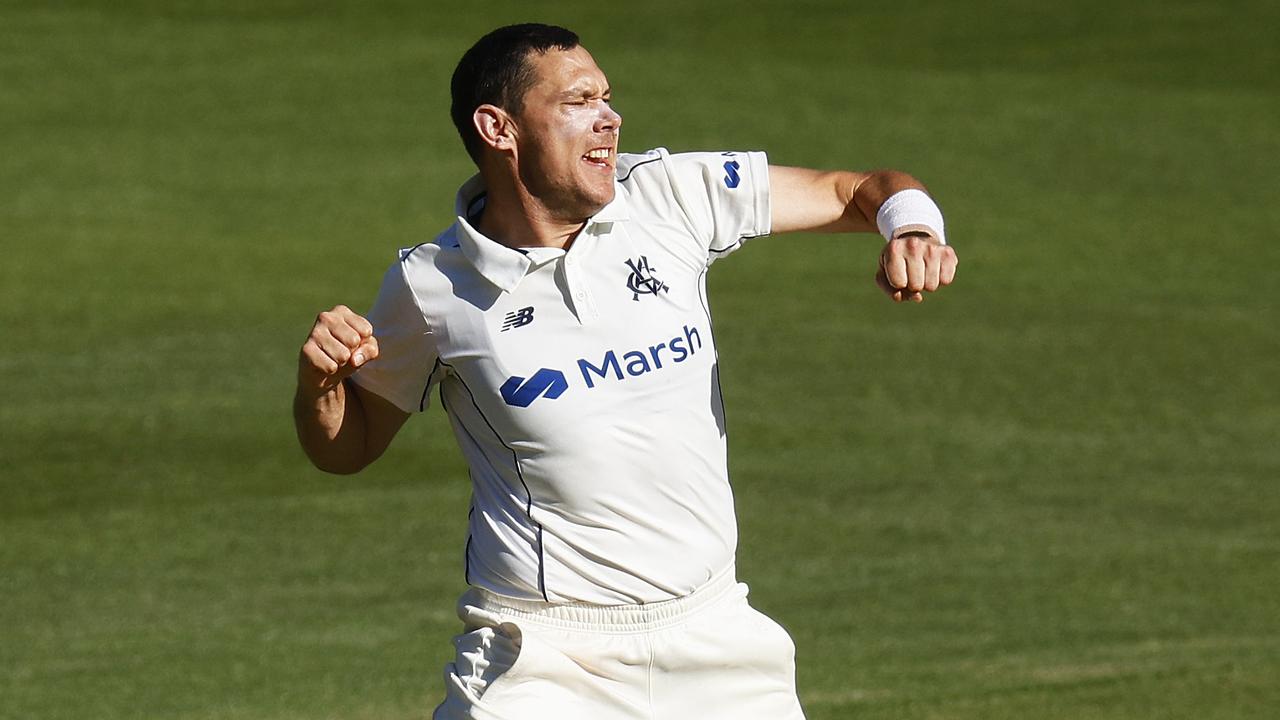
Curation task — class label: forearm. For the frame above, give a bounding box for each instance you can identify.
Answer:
[768,163,954,301]
[293,378,372,475]
[847,170,928,232]
[769,166,929,235]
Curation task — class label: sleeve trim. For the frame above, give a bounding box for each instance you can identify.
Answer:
[350,372,419,415]
[746,150,772,237]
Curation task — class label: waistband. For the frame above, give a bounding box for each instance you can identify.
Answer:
[461,563,740,633]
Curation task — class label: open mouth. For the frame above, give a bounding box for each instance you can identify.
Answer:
[582,147,613,169]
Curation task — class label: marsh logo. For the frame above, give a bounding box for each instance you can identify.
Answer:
[624,256,669,301]
[499,325,704,407]
[577,324,702,388]
[500,368,568,407]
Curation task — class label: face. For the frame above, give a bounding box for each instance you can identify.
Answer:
[508,46,622,221]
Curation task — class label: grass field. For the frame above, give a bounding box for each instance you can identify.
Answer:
[3,1,1278,718]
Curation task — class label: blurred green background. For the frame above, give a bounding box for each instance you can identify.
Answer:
[2,1,1277,718]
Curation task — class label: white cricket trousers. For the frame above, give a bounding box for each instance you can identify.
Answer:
[432,564,806,720]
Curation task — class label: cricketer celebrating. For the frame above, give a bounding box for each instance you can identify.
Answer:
[294,23,957,720]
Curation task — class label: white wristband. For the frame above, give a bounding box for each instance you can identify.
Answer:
[875,189,946,245]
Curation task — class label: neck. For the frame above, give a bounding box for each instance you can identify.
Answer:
[474,169,586,250]
[476,194,584,250]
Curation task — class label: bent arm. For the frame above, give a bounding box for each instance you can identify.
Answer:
[293,305,409,474]
[293,378,408,475]
[768,166,930,236]
[767,165,956,303]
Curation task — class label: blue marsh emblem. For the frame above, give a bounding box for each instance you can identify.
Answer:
[500,368,568,407]
[624,256,669,301]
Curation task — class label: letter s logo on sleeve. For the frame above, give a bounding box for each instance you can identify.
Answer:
[722,159,741,189]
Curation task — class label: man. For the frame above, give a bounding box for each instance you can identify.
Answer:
[294,23,956,720]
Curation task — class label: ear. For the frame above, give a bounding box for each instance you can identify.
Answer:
[473,104,516,153]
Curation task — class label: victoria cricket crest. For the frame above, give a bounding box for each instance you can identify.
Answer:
[624,256,669,301]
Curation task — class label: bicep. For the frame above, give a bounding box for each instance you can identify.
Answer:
[350,380,411,464]
[768,165,876,235]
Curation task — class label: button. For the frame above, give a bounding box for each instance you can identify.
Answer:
[574,292,585,300]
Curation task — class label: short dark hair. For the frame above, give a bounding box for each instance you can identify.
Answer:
[450,24,580,163]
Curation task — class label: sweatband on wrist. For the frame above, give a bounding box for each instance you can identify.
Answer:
[875,189,946,245]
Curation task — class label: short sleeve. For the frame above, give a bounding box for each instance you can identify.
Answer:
[351,259,440,413]
[664,150,771,262]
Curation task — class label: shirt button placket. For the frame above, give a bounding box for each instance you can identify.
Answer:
[563,252,598,324]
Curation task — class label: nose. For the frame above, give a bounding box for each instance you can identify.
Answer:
[596,101,622,133]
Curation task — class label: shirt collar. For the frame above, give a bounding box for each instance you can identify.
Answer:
[452,174,630,292]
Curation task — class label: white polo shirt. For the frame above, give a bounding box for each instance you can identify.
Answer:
[353,148,771,604]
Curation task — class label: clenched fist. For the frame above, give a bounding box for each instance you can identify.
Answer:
[876,233,958,303]
[298,305,380,395]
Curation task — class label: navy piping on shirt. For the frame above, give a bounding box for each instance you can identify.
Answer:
[709,233,763,258]
[617,156,663,184]
[437,359,549,602]
[695,266,731,435]
[399,240,434,263]
[462,504,475,585]
[419,357,444,412]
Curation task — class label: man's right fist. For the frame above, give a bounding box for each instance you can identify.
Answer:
[298,305,379,394]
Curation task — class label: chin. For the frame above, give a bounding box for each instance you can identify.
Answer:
[539,172,616,221]
[595,182,616,206]
[570,181,615,218]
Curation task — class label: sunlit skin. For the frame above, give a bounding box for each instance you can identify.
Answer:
[293,41,959,475]
[472,46,622,249]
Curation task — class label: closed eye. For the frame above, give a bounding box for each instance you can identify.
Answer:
[561,88,613,106]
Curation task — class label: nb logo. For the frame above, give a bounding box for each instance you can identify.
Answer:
[501,306,535,332]
[500,368,568,407]
[624,256,669,301]
[722,159,741,189]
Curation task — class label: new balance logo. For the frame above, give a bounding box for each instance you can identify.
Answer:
[500,368,568,408]
[501,306,535,331]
